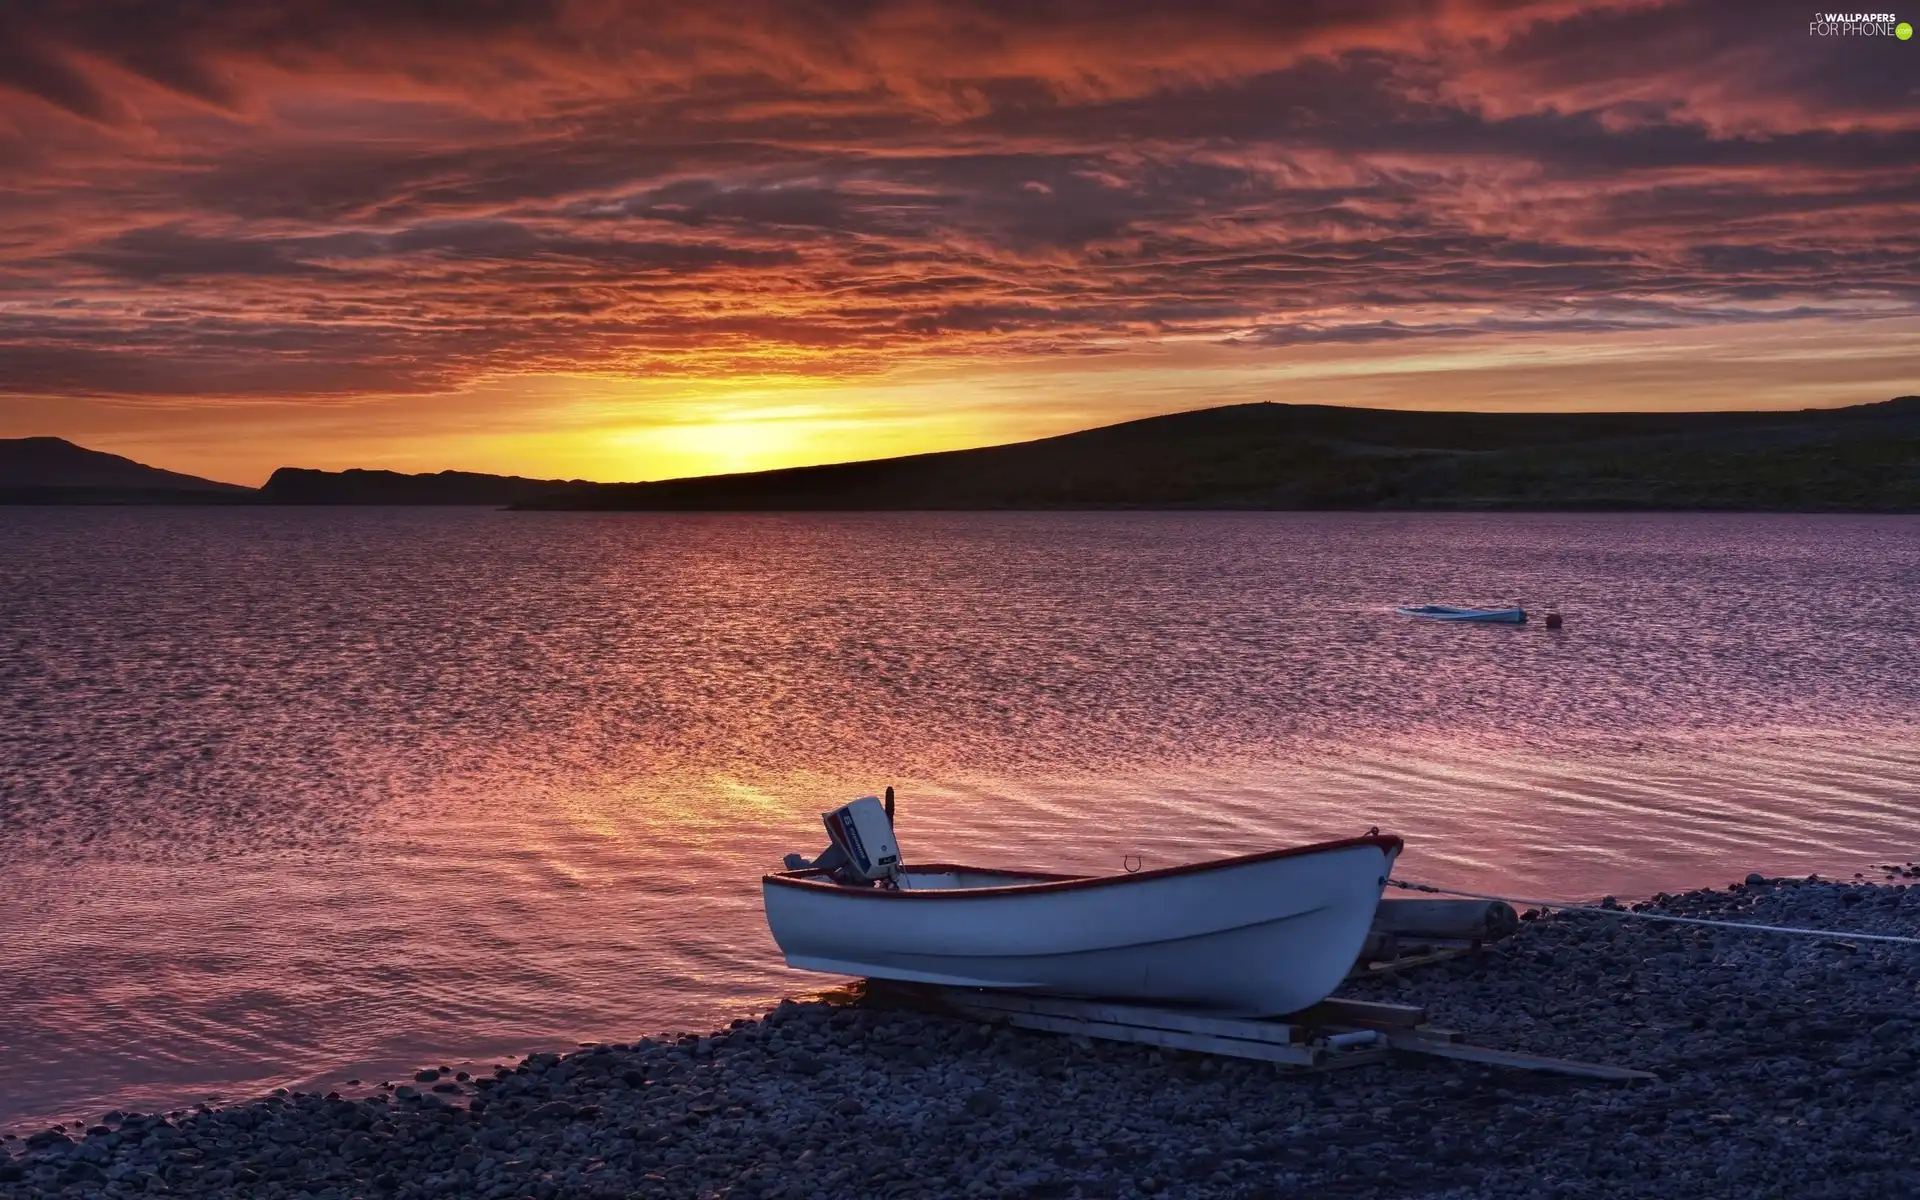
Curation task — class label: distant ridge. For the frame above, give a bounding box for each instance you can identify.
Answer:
[258,466,586,506]
[8,399,1920,510]
[0,436,246,492]
[515,396,1920,513]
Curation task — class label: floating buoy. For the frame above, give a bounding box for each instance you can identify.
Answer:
[1545,611,1564,629]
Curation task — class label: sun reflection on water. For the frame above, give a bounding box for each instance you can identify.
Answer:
[1,509,1916,1130]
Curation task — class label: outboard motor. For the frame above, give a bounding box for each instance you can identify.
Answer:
[783,789,903,886]
[823,795,901,885]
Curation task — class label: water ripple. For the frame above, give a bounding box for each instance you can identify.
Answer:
[1,509,1917,1128]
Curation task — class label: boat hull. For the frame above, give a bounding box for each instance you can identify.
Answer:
[762,836,1400,1016]
[1395,605,1526,623]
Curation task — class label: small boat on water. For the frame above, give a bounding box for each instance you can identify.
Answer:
[763,795,1402,1015]
[1396,604,1526,624]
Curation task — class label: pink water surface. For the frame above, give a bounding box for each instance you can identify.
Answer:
[2,509,1916,1129]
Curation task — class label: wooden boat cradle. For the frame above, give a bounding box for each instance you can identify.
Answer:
[871,982,1651,1083]
[866,937,1653,1084]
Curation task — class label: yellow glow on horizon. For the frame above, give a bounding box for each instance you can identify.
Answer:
[541,373,1088,483]
[613,412,812,479]
[15,314,1917,487]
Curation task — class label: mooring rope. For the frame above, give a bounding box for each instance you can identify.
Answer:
[1386,877,1920,947]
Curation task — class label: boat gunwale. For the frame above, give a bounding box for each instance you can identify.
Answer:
[1395,604,1524,615]
[762,834,1403,900]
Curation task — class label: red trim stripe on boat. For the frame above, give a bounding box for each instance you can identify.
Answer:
[762,833,1403,899]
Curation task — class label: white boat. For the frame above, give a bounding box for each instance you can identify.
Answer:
[762,832,1402,1016]
[1395,604,1526,624]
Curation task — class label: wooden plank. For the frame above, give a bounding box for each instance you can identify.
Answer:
[1302,998,1429,1028]
[1386,1034,1656,1081]
[941,990,1305,1046]
[1347,941,1478,979]
[1362,946,1477,974]
[885,982,1647,1082]
[955,1006,1327,1066]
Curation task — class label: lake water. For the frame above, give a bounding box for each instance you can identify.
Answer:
[2,509,1917,1130]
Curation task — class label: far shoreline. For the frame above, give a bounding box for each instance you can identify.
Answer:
[11,396,1919,512]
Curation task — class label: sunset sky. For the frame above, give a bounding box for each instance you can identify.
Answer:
[2,0,1916,486]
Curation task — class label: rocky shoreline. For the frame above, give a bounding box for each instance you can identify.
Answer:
[6,872,1917,1199]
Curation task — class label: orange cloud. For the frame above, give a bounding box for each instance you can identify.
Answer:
[0,0,1914,479]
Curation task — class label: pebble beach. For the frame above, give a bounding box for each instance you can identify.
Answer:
[6,872,1918,1200]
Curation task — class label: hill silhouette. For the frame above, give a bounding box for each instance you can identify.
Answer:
[8,399,1919,510]
[258,467,585,505]
[516,397,1920,512]
[0,437,244,489]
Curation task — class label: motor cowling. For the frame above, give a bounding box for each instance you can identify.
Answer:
[821,795,901,885]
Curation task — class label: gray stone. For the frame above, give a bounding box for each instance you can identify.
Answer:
[29,887,1920,1200]
[964,1089,1000,1118]
[785,1052,825,1076]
